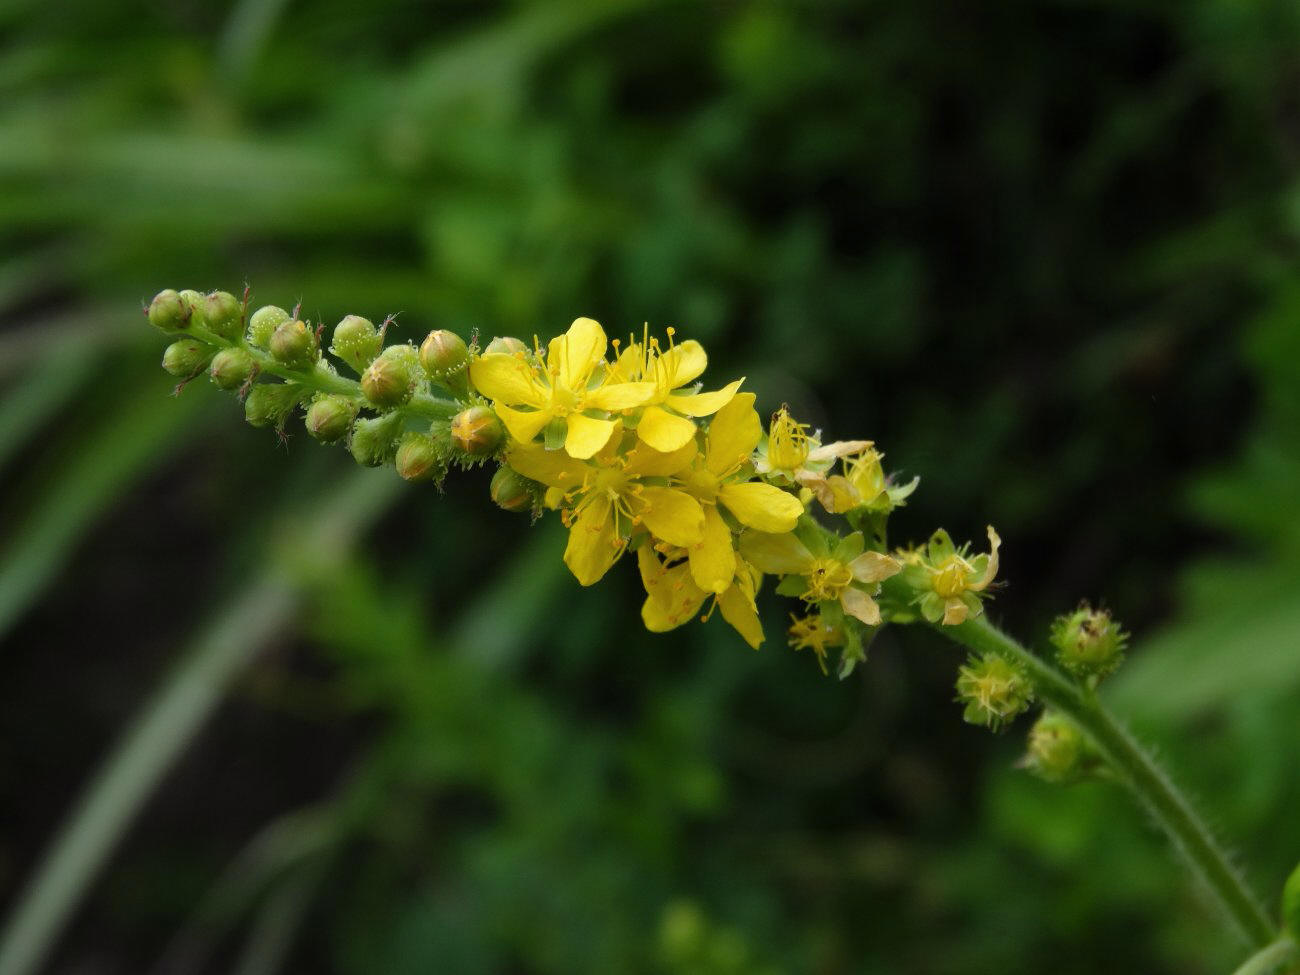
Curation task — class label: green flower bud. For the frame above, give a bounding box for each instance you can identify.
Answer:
[1022,711,1087,783]
[395,432,443,482]
[305,394,358,443]
[269,319,320,368]
[361,344,420,408]
[203,290,243,341]
[209,347,255,391]
[178,290,208,330]
[161,338,212,377]
[450,405,505,457]
[248,305,290,349]
[955,653,1033,731]
[148,289,190,332]
[490,465,537,513]
[349,413,403,467]
[419,329,469,396]
[244,383,303,428]
[330,315,382,373]
[484,336,527,357]
[1050,604,1128,683]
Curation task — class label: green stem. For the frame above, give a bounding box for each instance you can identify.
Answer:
[938,615,1277,950]
[1229,938,1297,975]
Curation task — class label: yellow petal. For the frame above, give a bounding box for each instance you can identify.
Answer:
[563,496,623,586]
[688,505,735,594]
[841,587,882,626]
[970,525,1001,591]
[638,546,707,631]
[705,391,761,474]
[549,317,606,390]
[615,343,644,381]
[806,439,873,463]
[848,550,901,584]
[641,586,707,632]
[665,378,744,418]
[495,403,552,445]
[718,482,803,533]
[584,380,657,411]
[737,530,813,575]
[942,597,969,626]
[718,583,764,649]
[810,474,859,514]
[468,354,543,406]
[658,339,707,389]
[623,440,698,478]
[637,486,704,547]
[637,405,698,453]
[506,445,589,489]
[564,413,619,459]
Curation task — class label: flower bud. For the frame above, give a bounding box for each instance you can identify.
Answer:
[161,338,212,377]
[490,465,536,512]
[244,383,303,428]
[330,315,382,373]
[305,394,358,443]
[396,432,443,482]
[955,653,1033,731]
[269,319,319,367]
[1022,711,1086,783]
[484,336,527,357]
[247,305,290,349]
[450,405,505,457]
[148,289,190,332]
[203,290,243,340]
[361,344,419,408]
[178,290,208,330]
[349,414,403,467]
[1050,604,1127,683]
[209,347,255,391]
[419,329,469,395]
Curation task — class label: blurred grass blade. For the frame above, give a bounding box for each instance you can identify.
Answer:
[229,860,327,975]
[0,334,98,477]
[218,0,294,84]
[0,469,403,975]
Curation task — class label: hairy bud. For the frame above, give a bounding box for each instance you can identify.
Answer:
[247,305,289,349]
[450,405,504,457]
[1050,604,1127,683]
[490,465,536,512]
[1022,711,1087,783]
[396,432,443,482]
[161,338,212,377]
[210,347,255,391]
[330,315,382,373]
[483,336,527,357]
[203,290,243,341]
[419,329,469,396]
[361,345,420,408]
[244,383,303,428]
[955,653,1033,731]
[269,319,320,368]
[305,394,358,443]
[149,289,190,332]
[349,413,403,467]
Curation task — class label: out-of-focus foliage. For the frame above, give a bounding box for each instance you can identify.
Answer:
[1,0,1298,972]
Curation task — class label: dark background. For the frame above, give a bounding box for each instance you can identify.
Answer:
[2,0,1299,971]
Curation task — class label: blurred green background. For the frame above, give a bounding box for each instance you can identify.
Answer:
[2,0,1299,971]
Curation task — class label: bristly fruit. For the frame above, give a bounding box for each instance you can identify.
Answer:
[396,432,443,482]
[148,289,189,332]
[269,319,320,368]
[419,329,470,396]
[305,395,358,443]
[210,347,256,390]
[203,290,243,341]
[450,405,504,457]
[361,345,420,409]
[161,338,212,376]
[248,305,290,349]
[331,315,383,373]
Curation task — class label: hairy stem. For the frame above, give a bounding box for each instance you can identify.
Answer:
[936,615,1277,950]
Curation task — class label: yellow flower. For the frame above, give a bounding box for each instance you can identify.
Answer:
[900,526,1001,625]
[611,327,744,453]
[636,544,765,648]
[754,407,871,490]
[787,613,845,675]
[506,436,703,586]
[739,529,901,625]
[676,392,804,594]
[808,447,920,515]
[469,317,656,459]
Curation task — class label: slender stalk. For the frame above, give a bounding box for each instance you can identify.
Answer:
[1228,938,1297,975]
[938,615,1277,950]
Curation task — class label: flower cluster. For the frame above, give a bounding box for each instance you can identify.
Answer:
[147,289,1003,676]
